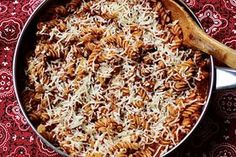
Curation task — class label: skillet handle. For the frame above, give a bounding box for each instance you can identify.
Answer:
[215,67,236,90]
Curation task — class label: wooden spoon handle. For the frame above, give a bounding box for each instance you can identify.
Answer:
[186,24,236,69]
[161,0,236,69]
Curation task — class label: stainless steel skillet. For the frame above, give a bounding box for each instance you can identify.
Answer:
[13,0,236,156]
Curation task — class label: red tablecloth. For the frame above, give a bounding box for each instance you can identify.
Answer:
[0,0,236,156]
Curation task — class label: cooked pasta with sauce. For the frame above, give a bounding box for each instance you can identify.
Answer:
[23,0,209,156]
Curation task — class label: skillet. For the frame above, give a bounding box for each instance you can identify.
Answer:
[13,0,236,156]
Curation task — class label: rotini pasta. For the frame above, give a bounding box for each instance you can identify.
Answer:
[23,0,209,156]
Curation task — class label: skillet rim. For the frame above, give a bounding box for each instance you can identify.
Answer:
[13,0,215,156]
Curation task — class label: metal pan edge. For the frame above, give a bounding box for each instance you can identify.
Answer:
[13,0,215,157]
[13,0,68,156]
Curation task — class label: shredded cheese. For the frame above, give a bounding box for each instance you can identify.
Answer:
[24,0,209,156]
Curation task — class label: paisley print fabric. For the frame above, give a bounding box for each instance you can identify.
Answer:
[0,0,235,156]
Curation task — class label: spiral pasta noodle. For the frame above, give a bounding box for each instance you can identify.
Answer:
[23,0,209,156]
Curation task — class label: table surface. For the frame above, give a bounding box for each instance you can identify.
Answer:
[0,0,236,156]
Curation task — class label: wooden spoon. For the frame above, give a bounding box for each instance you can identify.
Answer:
[161,0,236,69]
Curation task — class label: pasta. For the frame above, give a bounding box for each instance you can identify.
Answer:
[23,0,209,156]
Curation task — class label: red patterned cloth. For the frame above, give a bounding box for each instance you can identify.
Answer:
[0,0,235,156]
